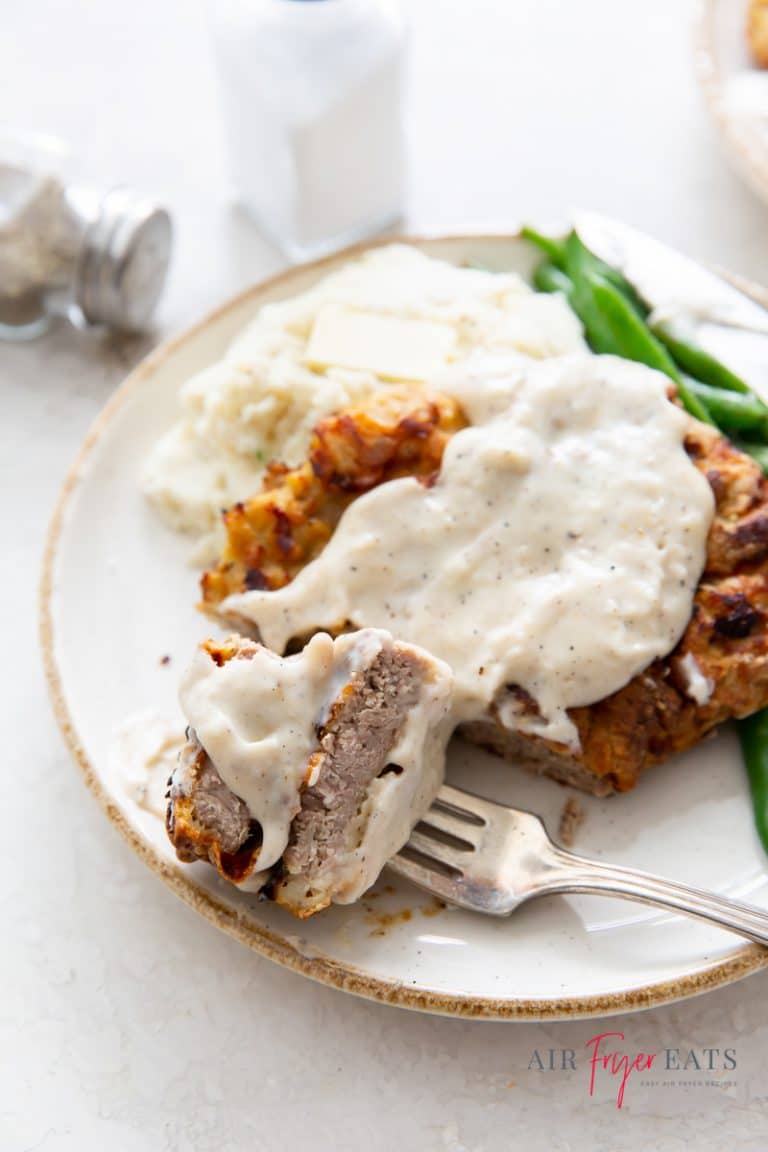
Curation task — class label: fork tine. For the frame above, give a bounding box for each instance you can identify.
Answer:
[406,829,469,872]
[388,851,463,902]
[419,804,484,845]
[436,784,491,824]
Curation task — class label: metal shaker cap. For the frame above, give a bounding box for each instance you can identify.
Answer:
[75,188,172,331]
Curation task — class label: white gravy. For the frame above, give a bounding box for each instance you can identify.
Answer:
[180,629,452,877]
[224,354,715,748]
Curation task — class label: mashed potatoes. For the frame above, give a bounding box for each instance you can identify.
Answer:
[142,244,585,549]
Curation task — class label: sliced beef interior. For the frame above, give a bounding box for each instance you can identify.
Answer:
[166,735,263,884]
[273,646,423,915]
[166,640,437,915]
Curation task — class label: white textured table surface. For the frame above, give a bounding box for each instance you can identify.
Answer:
[5,1,768,1148]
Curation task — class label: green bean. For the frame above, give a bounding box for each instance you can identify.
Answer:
[563,230,650,318]
[559,237,624,355]
[684,378,768,435]
[524,227,648,314]
[607,275,649,320]
[561,234,659,361]
[523,229,768,851]
[521,226,567,269]
[525,226,648,317]
[586,273,716,425]
[588,255,649,319]
[532,262,574,296]
[653,319,750,394]
[739,709,768,855]
[585,272,678,372]
[574,270,714,426]
[525,230,744,426]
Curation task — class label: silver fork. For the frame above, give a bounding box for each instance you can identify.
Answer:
[389,785,768,945]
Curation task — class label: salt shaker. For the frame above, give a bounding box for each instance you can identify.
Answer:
[0,131,172,340]
[207,0,406,262]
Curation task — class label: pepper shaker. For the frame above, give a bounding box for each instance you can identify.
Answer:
[0,131,173,340]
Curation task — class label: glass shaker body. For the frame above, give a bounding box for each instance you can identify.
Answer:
[0,130,172,341]
[207,0,406,262]
[0,131,75,339]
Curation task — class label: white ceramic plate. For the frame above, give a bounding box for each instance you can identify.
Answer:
[697,0,768,204]
[42,234,768,1020]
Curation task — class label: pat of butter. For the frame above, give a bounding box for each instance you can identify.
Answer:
[305,305,456,381]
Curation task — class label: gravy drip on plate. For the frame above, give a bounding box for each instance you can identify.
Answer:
[225,354,715,748]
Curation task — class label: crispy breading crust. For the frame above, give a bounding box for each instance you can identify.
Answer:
[748,0,768,67]
[166,636,432,914]
[201,386,466,607]
[199,390,768,795]
[465,421,768,792]
[166,713,264,884]
[166,639,270,886]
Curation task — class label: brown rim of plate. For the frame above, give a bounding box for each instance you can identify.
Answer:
[39,232,768,1021]
[695,0,768,204]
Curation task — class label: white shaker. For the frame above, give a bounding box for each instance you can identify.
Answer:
[207,0,406,262]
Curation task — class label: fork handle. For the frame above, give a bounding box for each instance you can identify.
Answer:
[545,846,768,946]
